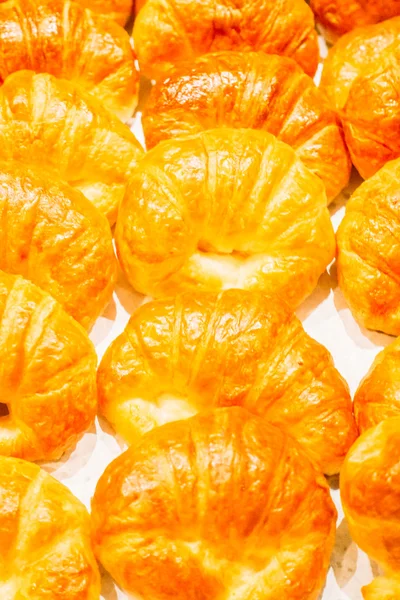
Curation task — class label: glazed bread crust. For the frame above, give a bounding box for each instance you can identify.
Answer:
[116,129,335,305]
[0,0,139,121]
[0,71,143,224]
[354,337,400,432]
[337,159,400,337]
[341,417,400,599]
[0,163,117,329]
[133,0,319,80]
[321,18,400,179]
[98,290,357,475]
[311,0,400,40]
[143,52,351,202]
[92,408,337,600]
[0,271,97,461]
[0,456,100,599]
[80,0,133,25]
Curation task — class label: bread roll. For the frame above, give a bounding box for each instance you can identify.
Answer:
[321,18,400,178]
[321,18,400,112]
[92,408,337,600]
[337,159,400,336]
[133,0,319,81]
[98,289,357,475]
[341,417,400,600]
[0,71,143,224]
[0,0,138,121]
[143,52,351,202]
[0,163,117,329]
[0,271,97,462]
[116,129,335,305]
[81,0,133,24]
[311,0,400,40]
[353,338,400,432]
[0,456,100,599]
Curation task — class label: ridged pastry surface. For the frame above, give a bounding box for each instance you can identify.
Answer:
[321,18,400,179]
[80,0,133,25]
[0,71,143,224]
[0,163,117,329]
[133,0,319,80]
[341,417,400,599]
[337,158,400,336]
[92,408,337,600]
[98,289,357,475]
[0,271,97,461]
[143,52,351,202]
[354,337,400,432]
[116,129,335,305]
[310,0,400,40]
[0,0,139,121]
[0,456,100,599]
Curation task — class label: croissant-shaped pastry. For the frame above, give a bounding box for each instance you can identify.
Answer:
[98,289,357,475]
[310,0,400,40]
[133,0,319,81]
[321,18,400,112]
[0,456,100,599]
[92,408,337,600]
[0,71,143,224]
[0,271,97,461]
[321,18,400,178]
[0,0,139,121]
[337,158,400,337]
[353,338,400,432]
[0,163,117,329]
[143,52,351,202]
[116,129,335,305]
[341,417,400,600]
[81,0,133,24]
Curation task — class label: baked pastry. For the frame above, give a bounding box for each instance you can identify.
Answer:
[0,70,143,224]
[143,52,351,202]
[92,408,337,600]
[81,0,133,24]
[353,338,400,432]
[116,129,335,305]
[0,0,139,121]
[321,18,400,178]
[337,158,400,337]
[133,0,319,81]
[311,0,400,41]
[341,417,400,600]
[98,289,357,474]
[0,456,100,599]
[0,271,97,461]
[0,163,117,329]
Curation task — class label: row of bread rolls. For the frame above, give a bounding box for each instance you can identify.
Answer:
[1,0,400,599]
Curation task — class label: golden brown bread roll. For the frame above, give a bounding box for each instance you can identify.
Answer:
[116,129,335,305]
[143,52,351,202]
[0,271,97,462]
[133,0,319,81]
[0,456,100,599]
[321,18,400,112]
[341,417,400,600]
[353,338,400,432]
[321,18,400,178]
[0,70,143,224]
[0,163,117,329]
[80,0,133,24]
[92,408,337,600]
[337,159,400,337]
[98,289,357,475]
[0,0,138,121]
[311,0,400,40]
